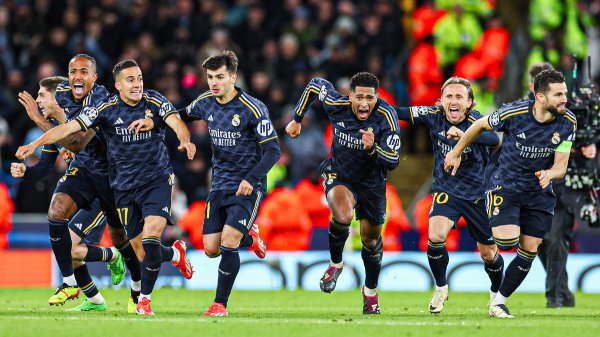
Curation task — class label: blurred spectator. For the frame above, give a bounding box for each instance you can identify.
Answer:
[0,116,10,177]
[0,180,13,249]
[255,186,312,251]
[433,4,483,73]
[0,6,15,73]
[283,110,327,185]
[233,4,269,74]
[197,27,242,66]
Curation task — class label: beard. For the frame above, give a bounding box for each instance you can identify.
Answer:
[546,104,565,116]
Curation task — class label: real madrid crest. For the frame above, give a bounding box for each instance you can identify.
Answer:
[145,109,154,118]
[367,127,373,132]
[551,132,560,145]
[232,114,240,126]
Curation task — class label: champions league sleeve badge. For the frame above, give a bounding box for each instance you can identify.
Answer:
[83,106,98,120]
[489,111,500,126]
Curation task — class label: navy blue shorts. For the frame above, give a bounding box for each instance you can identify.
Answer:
[203,189,264,235]
[429,191,494,245]
[54,165,122,230]
[68,197,139,243]
[114,174,174,239]
[69,198,106,245]
[485,188,557,239]
[321,171,386,226]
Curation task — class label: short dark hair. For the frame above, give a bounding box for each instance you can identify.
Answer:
[112,59,139,80]
[350,72,379,92]
[202,50,238,74]
[69,54,97,71]
[39,76,68,94]
[529,62,554,83]
[534,69,566,95]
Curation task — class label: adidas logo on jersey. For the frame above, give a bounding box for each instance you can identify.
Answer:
[517,133,526,139]
[162,207,170,213]
[74,223,82,231]
[115,117,124,125]
[439,130,445,137]
[238,219,247,227]
[337,121,345,128]
[208,115,214,121]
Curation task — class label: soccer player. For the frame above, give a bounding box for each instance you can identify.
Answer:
[18,54,150,309]
[444,69,576,318]
[395,77,504,314]
[13,76,125,311]
[17,59,196,316]
[286,72,401,314]
[180,51,278,317]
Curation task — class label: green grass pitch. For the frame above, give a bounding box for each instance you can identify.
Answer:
[0,289,598,337]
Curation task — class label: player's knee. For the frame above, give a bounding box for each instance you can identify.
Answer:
[221,235,241,249]
[362,236,383,252]
[204,247,221,258]
[331,211,353,225]
[428,231,447,244]
[48,204,69,220]
[494,236,519,251]
[361,237,379,250]
[71,244,86,260]
[48,194,76,220]
[479,248,496,262]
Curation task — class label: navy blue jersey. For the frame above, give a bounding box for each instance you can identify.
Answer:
[75,90,176,191]
[397,106,499,200]
[22,143,59,180]
[55,81,110,176]
[487,99,577,193]
[183,89,279,192]
[293,78,401,188]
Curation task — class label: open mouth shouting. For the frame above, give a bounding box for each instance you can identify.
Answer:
[73,82,85,97]
[356,107,370,120]
[448,107,460,119]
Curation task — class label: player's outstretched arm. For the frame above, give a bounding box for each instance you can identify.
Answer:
[15,120,82,160]
[165,113,196,160]
[444,117,492,175]
[11,146,60,180]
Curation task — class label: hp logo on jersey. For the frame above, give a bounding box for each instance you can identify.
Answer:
[159,102,174,117]
[257,120,274,137]
[386,134,401,151]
